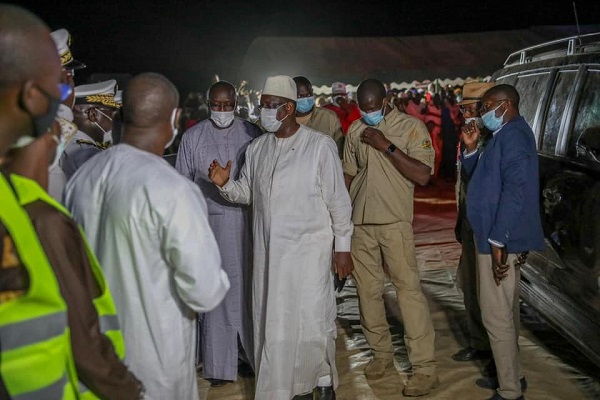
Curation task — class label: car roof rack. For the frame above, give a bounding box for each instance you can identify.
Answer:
[504,32,600,66]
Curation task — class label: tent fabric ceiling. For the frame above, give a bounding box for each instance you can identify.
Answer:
[240,26,599,93]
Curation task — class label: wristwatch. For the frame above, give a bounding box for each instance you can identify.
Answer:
[385,143,397,155]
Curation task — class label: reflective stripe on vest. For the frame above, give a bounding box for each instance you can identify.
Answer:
[0,174,78,400]
[10,174,126,398]
[12,374,68,400]
[1,311,67,351]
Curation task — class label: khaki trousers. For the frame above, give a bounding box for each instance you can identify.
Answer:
[352,222,436,375]
[476,248,524,399]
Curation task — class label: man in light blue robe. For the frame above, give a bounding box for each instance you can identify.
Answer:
[176,81,261,386]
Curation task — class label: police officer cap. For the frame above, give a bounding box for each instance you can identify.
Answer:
[50,29,86,70]
[74,79,120,109]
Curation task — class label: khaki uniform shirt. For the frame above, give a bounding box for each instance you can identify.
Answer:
[343,107,434,225]
[297,107,344,157]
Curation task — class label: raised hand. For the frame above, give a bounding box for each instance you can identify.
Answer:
[461,120,481,153]
[208,160,232,187]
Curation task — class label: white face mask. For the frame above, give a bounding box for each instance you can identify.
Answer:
[50,134,68,170]
[165,108,178,149]
[57,103,74,122]
[465,117,484,129]
[94,109,113,141]
[260,103,288,132]
[211,110,235,128]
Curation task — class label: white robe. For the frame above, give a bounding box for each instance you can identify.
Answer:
[64,144,230,400]
[219,126,353,399]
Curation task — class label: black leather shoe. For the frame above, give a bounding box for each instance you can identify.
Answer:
[482,359,497,378]
[315,386,336,400]
[292,393,313,400]
[207,378,230,387]
[238,360,255,378]
[452,347,493,361]
[477,376,527,392]
[487,393,524,400]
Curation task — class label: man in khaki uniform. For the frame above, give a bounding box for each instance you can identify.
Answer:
[294,76,344,156]
[343,79,438,397]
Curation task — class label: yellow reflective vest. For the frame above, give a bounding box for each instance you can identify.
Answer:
[0,173,79,400]
[10,174,126,400]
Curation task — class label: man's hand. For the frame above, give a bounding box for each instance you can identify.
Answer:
[209,160,232,187]
[361,127,391,152]
[461,120,481,153]
[516,252,529,267]
[336,96,352,114]
[491,245,509,286]
[334,251,354,279]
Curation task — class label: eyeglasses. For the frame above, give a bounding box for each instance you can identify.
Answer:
[479,99,508,114]
[459,104,480,115]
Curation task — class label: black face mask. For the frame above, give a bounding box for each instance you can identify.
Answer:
[32,85,61,137]
[20,84,61,138]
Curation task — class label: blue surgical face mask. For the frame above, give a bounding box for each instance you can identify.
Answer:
[361,103,385,126]
[482,101,507,132]
[296,96,315,113]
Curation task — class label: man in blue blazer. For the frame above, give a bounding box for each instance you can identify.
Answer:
[460,84,544,400]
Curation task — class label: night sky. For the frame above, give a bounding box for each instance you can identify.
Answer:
[15,0,599,93]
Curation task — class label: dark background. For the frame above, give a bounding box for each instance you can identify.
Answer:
[15,0,599,94]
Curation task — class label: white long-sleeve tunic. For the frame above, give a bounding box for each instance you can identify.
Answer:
[64,144,230,400]
[219,125,353,399]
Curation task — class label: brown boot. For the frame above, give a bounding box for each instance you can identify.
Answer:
[364,358,393,379]
[402,373,440,397]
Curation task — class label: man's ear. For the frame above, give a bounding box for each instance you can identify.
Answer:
[87,107,99,122]
[175,108,183,129]
[19,80,45,116]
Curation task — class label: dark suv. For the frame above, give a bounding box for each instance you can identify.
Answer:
[490,32,600,368]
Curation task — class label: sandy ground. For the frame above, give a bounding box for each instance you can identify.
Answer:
[198,181,600,400]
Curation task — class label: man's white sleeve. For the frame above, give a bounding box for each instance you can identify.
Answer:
[163,183,230,313]
[320,138,354,252]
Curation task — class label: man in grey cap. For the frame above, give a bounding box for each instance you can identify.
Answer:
[209,75,354,400]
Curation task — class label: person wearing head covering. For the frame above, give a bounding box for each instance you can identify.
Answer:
[62,79,120,179]
[343,79,438,397]
[48,28,85,202]
[176,81,261,387]
[322,81,362,135]
[461,83,544,400]
[453,81,496,372]
[293,76,344,157]
[64,73,230,400]
[209,75,354,400]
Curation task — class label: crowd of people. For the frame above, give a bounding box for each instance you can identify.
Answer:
[0,5,545,400]
[179,82,466,184]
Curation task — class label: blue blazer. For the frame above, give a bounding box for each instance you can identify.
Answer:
[461,116,545,254]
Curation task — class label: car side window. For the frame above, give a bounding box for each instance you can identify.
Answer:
[540,70,578,154]
[515,72,550,142]
[570,70,600,163]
